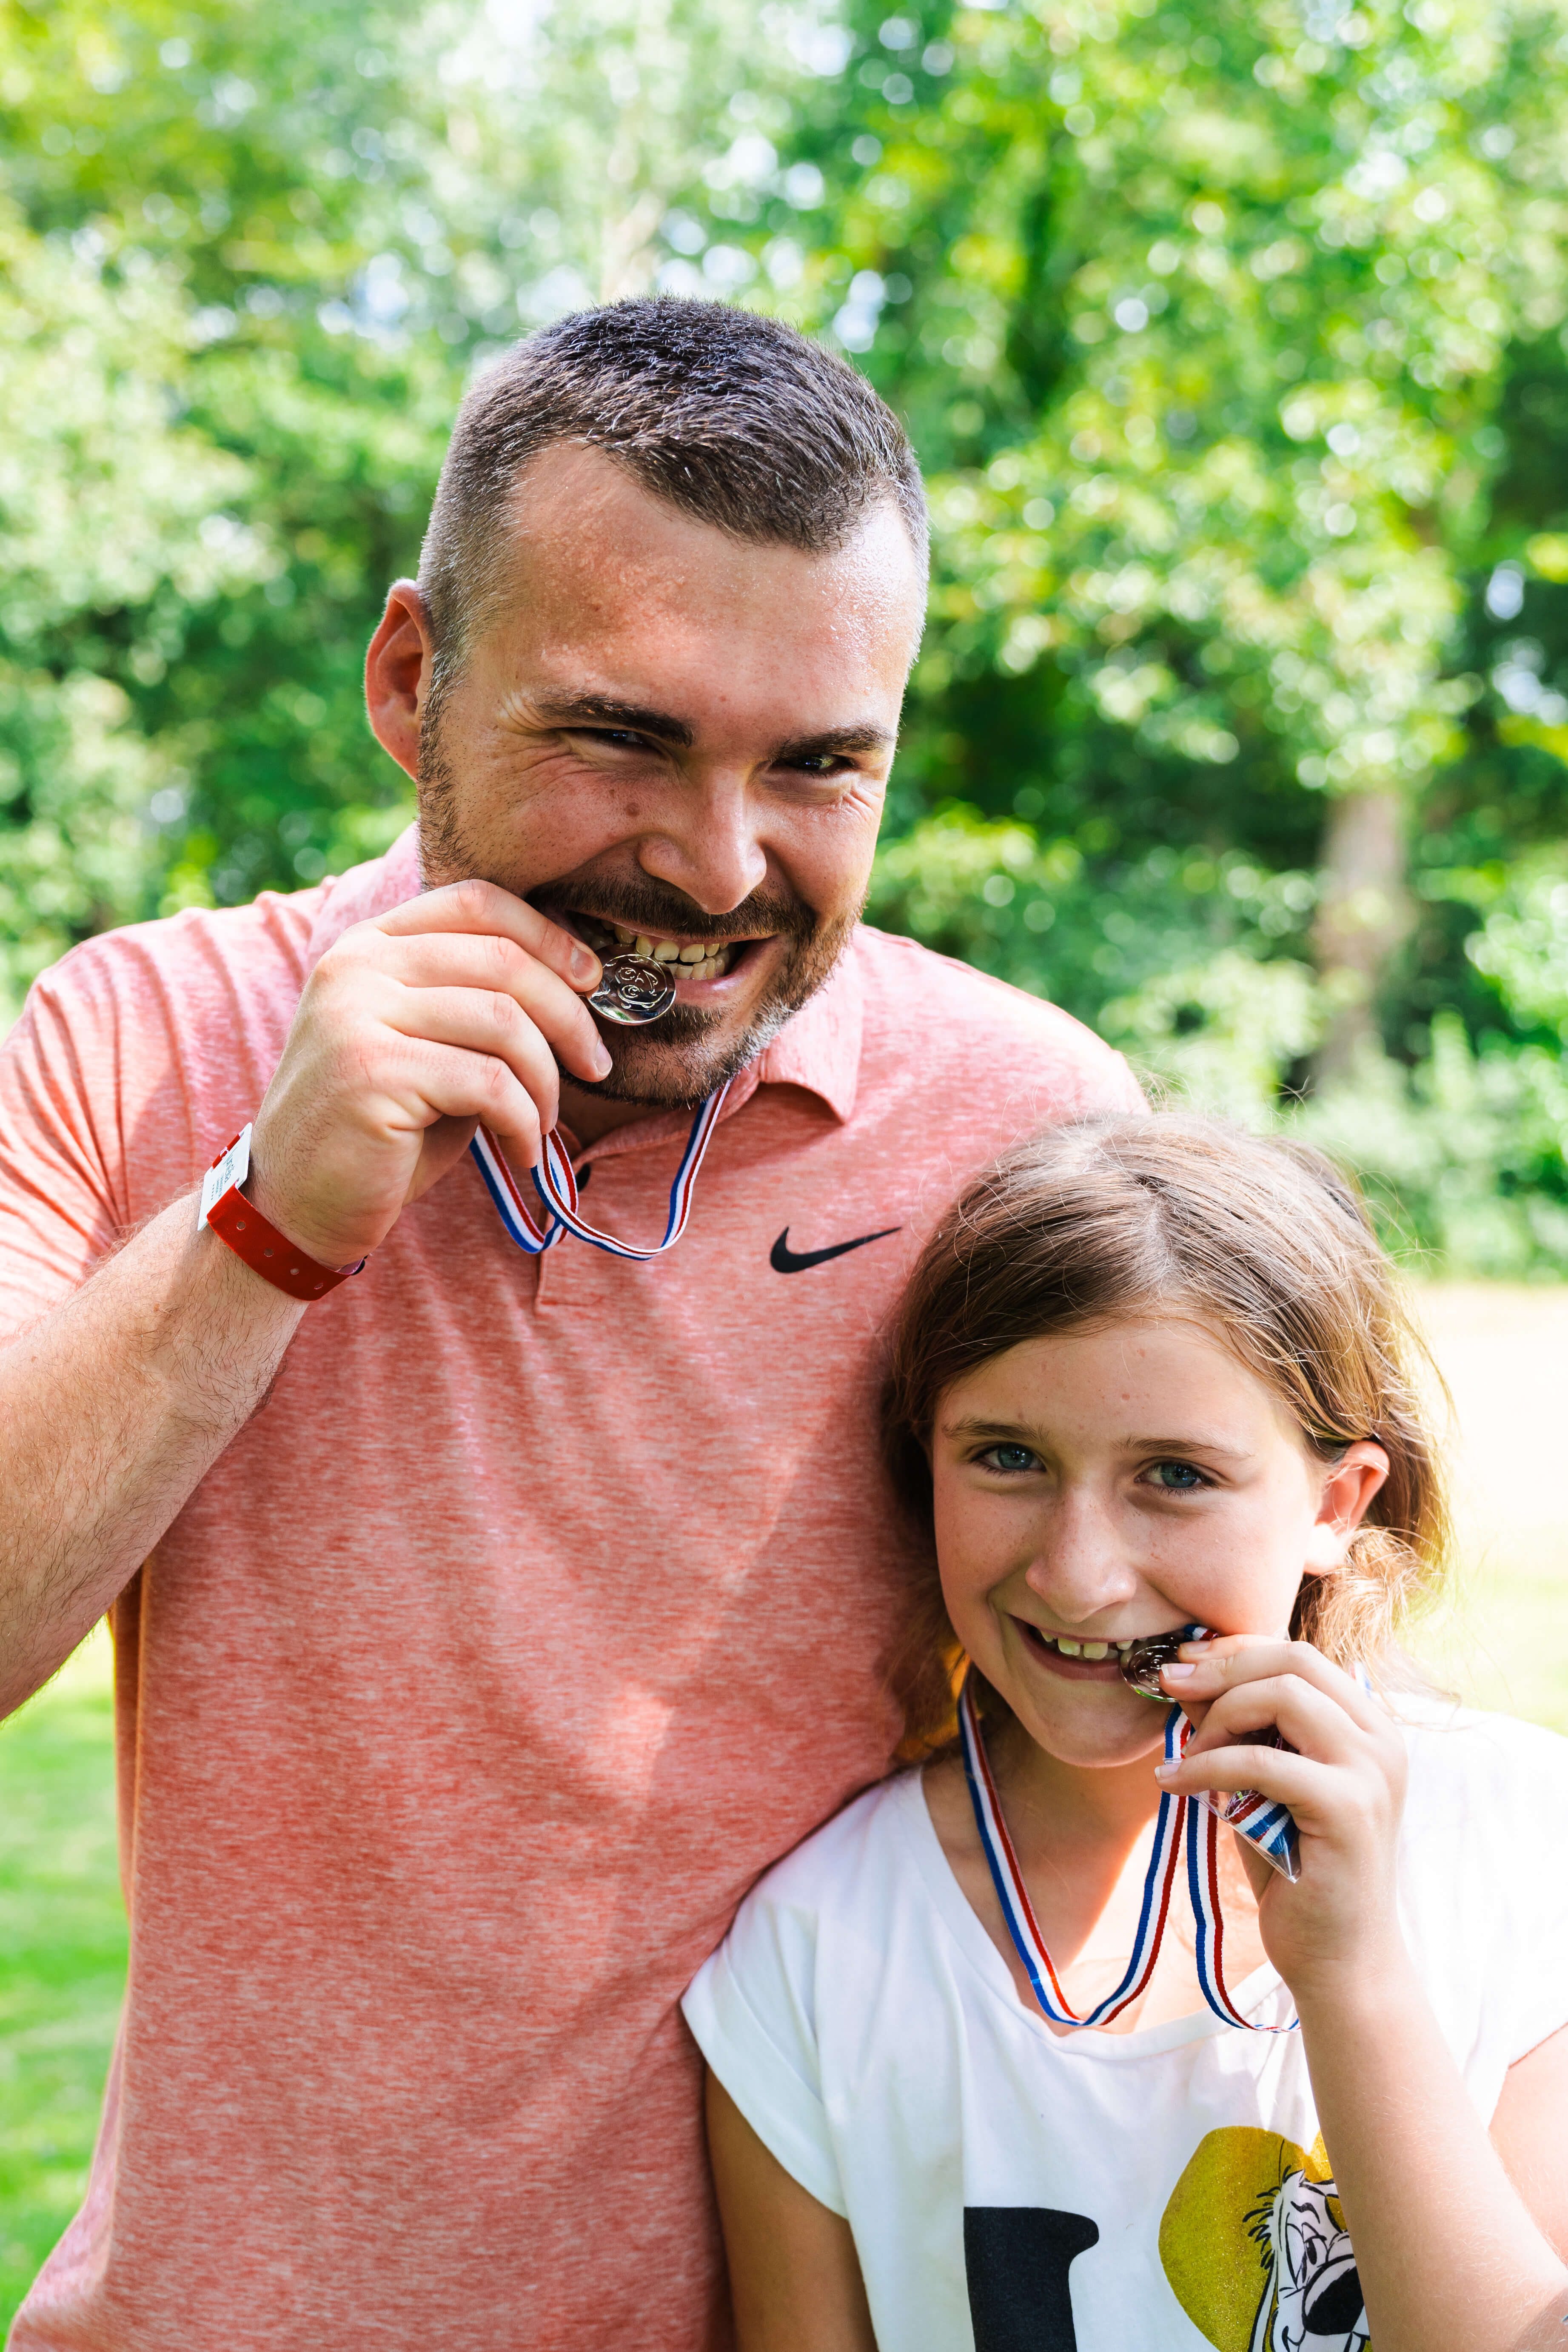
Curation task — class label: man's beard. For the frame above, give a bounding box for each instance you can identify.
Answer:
[418,710,859,1109]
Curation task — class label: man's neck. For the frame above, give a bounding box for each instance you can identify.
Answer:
[556,1080,672,1148]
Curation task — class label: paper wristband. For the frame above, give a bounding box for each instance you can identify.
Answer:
[199,1126,364,1302]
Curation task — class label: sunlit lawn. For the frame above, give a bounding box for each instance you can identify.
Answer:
[0,1632,122,2331]
[1,1282,1566,2332]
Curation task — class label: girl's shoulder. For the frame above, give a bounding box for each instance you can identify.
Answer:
[1396,1696,1568,1819]
[684,1771,936,2043]
[731,1768,931,1935]
[1394,1702,1568,2049]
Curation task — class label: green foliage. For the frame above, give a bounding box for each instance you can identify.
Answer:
[4,0,1568,1264]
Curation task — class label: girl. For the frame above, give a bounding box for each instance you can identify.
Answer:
[683,1115,1568,2352]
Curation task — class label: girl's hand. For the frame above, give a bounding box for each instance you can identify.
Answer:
[1155,1634,1411,2006]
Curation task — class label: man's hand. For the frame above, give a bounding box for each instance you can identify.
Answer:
[247,880,609,1269]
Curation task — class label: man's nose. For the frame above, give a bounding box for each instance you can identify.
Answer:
[1022,1486,1139,1622]
[635,774,770,915]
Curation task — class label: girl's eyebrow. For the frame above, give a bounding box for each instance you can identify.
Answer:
[942,1414,1035,1442]
[941,1413,1255,1461]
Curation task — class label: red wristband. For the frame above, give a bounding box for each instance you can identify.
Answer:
[199,1128,365,1303]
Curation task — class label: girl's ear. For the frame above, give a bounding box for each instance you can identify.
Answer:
[1302,1440,1390,1577]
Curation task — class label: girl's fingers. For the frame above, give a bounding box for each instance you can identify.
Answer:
[1164,1636,1386,1739]
[1155,1741,1342,1822]
[1177,1673,1376,1769]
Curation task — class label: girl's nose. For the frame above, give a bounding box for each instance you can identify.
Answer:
[1022,1486,1139,1622]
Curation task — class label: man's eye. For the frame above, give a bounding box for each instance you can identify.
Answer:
[1147,1460,1209,1491]
[980,1443,1041,1474]
[781,752,849,777]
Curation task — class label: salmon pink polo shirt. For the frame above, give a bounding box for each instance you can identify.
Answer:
[0,826,1140,2352]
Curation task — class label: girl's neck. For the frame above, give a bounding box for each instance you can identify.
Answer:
[984,1704,1165,1862]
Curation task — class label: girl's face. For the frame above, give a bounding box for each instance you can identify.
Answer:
[930,1315,1389,1771]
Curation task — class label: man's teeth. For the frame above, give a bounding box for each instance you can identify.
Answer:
[609,922,734,981]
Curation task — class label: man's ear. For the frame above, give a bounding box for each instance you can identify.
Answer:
[365,579,433,784]
[1302,1440,1390,1577]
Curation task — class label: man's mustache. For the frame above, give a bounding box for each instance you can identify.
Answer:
[531,876,818,947]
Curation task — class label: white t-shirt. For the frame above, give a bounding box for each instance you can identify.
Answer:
[683,1707,1568,2352]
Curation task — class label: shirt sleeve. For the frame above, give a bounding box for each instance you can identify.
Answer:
[1491,1718,1568,2068]
[681,1882,849,2218]
[0,945,134,1338]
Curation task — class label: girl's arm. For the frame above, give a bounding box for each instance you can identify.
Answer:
[1164,1641,1568,2352]
[1294,1974,1568,2352]
[704,2072,877,2352]
[1492,2023,1568,2260]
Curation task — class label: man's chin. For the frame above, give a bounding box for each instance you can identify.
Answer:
[566,1004,784,1111]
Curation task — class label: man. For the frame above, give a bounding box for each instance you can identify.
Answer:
[0,299,1138,2349]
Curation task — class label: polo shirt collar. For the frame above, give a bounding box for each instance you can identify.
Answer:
[303,821,864,1128]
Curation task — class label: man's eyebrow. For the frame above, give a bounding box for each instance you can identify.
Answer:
[533,695,695,747]
[774,724,895,760]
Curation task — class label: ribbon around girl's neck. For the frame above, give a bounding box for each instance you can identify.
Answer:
[469,1081,732,1263]
[958,1670,1298,2034]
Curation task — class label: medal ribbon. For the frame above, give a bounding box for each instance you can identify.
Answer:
[468,1081,732,1262]
[958,1671,1298,2034]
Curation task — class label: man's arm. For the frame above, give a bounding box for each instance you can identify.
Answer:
[0,880,608,1718]
[0,1197,306,1714]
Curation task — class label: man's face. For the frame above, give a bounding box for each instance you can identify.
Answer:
[398,442,925,1108]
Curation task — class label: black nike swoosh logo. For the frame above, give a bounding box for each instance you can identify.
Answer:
[770,1226,901,1274]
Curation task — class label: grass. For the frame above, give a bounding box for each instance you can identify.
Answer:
[0,1631,124,2333]
[0,1283,1565,2332]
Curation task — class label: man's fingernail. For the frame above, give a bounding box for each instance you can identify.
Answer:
[1162,1661,1197,1681]
[570,944,599,985]
[593,1045,613,1077]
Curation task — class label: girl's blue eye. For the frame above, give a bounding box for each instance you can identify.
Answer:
[982,1444,1040,1474]
[1148,1460,1208,1491]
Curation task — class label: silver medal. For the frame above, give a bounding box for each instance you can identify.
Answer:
[588,952,678,1026]
[1120,1625,1203,1699]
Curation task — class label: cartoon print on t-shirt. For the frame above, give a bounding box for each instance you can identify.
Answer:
[1159,2127,1370,2352]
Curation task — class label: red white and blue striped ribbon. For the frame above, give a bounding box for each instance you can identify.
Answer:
[958,1670,1298,2034]
[468,1080,733,1262]
[959,1674,1186,2030]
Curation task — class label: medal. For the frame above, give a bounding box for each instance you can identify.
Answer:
[959,1668,1298,2033]
[1122,1626,1301,1882]
[587,953,678,1025]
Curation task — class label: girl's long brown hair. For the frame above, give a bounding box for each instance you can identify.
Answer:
[883,1115,1450,1755]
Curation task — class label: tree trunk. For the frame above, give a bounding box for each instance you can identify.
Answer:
[1311,788,1413,1087]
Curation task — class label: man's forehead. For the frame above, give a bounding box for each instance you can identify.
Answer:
[493,442,925,645]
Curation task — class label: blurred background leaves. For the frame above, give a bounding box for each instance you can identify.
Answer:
[6,0,1568,1267]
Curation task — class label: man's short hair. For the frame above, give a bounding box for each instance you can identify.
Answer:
[417,296,928,691]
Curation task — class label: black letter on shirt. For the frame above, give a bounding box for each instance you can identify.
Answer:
[964,2207,1100,2352]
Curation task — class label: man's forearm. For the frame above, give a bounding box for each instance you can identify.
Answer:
[0,1195,305,1716]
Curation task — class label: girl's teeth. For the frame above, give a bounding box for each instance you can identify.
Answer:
[1056,1637,1082,1656]
[1080,1641,1108,1660]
